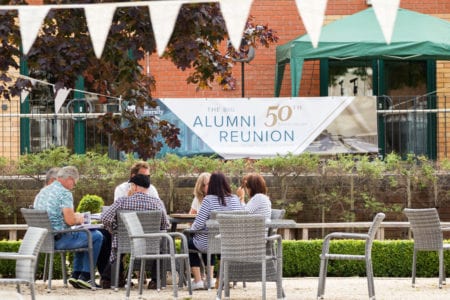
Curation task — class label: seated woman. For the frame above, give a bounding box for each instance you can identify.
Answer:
[189,172,211,214]
[237,173,272,221]
[188,171,243,290]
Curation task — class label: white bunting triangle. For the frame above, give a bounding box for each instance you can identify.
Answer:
[85,4,116,59]
[371,0,400,44]
[219,0,253,51]
[295,0,328,48]
[18,6,50,55]
[148,1,182,57]
[20,90,29,104]
[54,87,71,113]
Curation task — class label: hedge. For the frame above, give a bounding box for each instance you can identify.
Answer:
[282,239,448,277]
[0,239,447,279]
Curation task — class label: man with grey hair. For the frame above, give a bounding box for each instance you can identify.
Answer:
[34,166,104,289]
[45,167,60,185]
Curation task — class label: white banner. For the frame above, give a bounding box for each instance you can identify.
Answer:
[158,97,377,159]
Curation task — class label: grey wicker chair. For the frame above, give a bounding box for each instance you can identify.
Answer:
[113,209,168,291]
[20,208,96,291]
[120,211,192,300]
[403,208,450,288]
[183,210,247,290]
[317,212,385,300]
[0,226,47,300]
[216,214,284,300]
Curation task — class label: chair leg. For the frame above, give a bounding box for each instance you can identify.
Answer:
[60,252,67,288]
[317,256,328,299]
[43,253,48,283]
[366,258,375,299]
[47,253,55,292]
[139,260,145,297]
[171,257,178,299]
[88,248,95,290]
[125,257,135,300]
[439,249,444,289]
[262,260,266,300]
[114,252,122,292]
[30,282,36,300]
[224,261,230,298]
[185,257,193,295]
[216,259,225,300]
[412,249,417,287]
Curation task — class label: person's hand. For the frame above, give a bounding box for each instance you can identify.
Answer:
[75,212,85,225]
[236,186,245,203]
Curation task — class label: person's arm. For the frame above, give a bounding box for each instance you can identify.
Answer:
[101,201,120,231]
[191,197,210,230]
[236,187,246,204]
[62,207,84,226]
[189,197,199,214]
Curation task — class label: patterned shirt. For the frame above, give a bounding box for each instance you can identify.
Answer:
[191,194,243,252]
[101,191,170,262]
[33,181,73,231]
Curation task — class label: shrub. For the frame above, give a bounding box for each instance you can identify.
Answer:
[76,194,104,213]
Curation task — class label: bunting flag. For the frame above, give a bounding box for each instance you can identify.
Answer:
[84,4,116,59]
[18,6,50,55]
[371,0,400,44]
[54,87,71,113]
[219,0,254,51]
[148,1,183,57]
[295,0,328,48]
[20,90,29,104]
[7,0,402,62]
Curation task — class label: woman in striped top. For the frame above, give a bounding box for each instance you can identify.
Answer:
[188,171,243,290]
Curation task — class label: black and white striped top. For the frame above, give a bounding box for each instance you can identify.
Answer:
[191,194,243,252]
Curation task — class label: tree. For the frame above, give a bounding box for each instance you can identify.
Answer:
[0,1,278,159]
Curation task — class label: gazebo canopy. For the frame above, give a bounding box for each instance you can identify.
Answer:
[275,7,450,96]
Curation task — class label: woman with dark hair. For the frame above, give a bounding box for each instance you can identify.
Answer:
[188,171,243,290]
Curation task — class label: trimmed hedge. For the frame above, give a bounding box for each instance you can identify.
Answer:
[283,239,449,277]
[0,239,448,279]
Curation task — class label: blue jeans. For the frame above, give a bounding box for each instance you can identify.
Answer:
[55,230,103,273]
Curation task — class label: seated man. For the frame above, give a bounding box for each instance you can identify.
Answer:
[34,166,104,289]
[101,174,170,289]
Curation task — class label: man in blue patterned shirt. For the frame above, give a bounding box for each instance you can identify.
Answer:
[34,166,104,289]
[100,174,170,289]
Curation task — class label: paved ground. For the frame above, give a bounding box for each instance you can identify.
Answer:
[3,277,450,299]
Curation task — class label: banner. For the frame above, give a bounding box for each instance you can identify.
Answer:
[147,97,378,159]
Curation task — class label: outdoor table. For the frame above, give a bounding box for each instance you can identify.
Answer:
[169,213,196,232]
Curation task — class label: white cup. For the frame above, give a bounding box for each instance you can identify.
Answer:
[83,212,91,224]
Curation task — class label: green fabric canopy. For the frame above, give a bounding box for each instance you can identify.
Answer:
[275,7,450,96]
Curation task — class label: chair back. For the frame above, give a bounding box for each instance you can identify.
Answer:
[116,210,162,254]
[217,214,266,262]
[119,211,162,257]
[16,227,48,280]
[208,210,248,253]
[271,209,286,220]
[365,212,386,256]
[20,208,55,253]
[403,208,443,250]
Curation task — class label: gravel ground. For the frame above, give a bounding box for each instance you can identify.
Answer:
[2,277,450,299]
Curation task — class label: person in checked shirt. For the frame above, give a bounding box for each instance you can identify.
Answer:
[100,174,170,289]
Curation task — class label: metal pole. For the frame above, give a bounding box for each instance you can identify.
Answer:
[241,62,245,97]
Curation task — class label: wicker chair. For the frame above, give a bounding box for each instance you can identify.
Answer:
[20,208,96,291]
[0,227,48,300]
[317,212,385,300]
[403,208,450,288]
[119,211,192,300]
[183,210,247,290]
[216,214,284,300]
[113,210,168,291]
